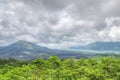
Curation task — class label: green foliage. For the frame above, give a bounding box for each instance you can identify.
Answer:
[0,56,120,80]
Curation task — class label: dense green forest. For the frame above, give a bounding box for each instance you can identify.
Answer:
[0,56,120,80]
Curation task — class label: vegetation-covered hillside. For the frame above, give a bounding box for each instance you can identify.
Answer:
[0,55,120,80]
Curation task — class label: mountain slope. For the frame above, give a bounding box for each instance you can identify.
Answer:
[0,41,91,60]
[70,42,120,51]
[87,42,120,51]
[0,41,51,60]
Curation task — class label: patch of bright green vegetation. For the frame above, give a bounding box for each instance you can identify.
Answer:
[0,55,120,80]
[23,52,32,54]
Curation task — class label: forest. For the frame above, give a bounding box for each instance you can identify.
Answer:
[0,55,120,80]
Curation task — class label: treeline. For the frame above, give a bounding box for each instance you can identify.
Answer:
[0,56,120,80]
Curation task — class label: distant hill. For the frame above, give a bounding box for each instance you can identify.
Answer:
[70,42,120,51]
[0,41,92,60]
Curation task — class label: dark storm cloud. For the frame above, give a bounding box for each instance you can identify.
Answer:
[0,0,120,48]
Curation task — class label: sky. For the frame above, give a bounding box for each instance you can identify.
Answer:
[0,0,120,49]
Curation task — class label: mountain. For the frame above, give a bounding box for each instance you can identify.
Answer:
[0,40,92,60]
[0,40,50,60]
[70,42,120,51]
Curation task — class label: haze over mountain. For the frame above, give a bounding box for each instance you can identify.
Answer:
[0,46,4,49]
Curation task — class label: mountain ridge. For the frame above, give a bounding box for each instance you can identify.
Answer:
[0,40,91,60]
[70,42,120,51]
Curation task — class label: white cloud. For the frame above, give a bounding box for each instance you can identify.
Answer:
[109,26,120,40]
[98,17,120,42]
[0,0,120,48]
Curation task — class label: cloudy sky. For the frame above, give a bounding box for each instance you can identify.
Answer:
[0,0,120,49]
